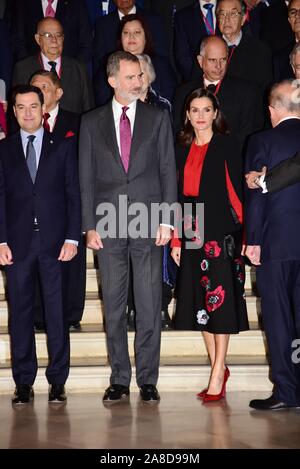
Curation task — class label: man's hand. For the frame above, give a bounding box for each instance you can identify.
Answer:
[86,230,103,250]
[245,245,261,265]
[58,243,78,261]
[171,247,181,266]
[245,166,267,189]
[0,245,13,265]
[155,226,172,246]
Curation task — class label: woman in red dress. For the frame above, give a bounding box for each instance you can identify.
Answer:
[171,88,249,402]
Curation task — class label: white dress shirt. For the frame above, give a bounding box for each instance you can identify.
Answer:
[45,104,59,132]
[118,6,136,20]
[41,52,62,74]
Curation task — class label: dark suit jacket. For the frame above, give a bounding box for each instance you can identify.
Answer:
[173,74,263,147]
[245,119,300,262]
[10,0,92,63]
[273,41,295,82]
[93,6,168,73]
[265,151,300,193]
[260,0,294,54]
[0,130,81,260]
[226,33,273,92]
[174,1,221,82]
[12,55,94,114]
[0,18,12,90]
[51,107,80,142]
[79,99,177,239]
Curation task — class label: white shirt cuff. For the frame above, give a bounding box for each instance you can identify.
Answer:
[65,239,79,247]
[259,174,268,193]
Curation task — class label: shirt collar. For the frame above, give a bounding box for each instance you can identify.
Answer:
[48,104,59,120]
[276,116,300,126]
[200,0,217,8]
[118,6,136,20]
[41,52,61,68]
[204,77,220,86]
[223,31,243,47]
[20,126,44,144]
[112,97,137,115]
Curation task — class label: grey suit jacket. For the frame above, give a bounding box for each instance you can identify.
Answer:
[12,54,94,114]
[79,99,177,243]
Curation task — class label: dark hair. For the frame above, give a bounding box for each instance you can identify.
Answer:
[177,88,228,147]
[118,13,154,56]
[107,50,140,77]
[11,84,44,106]
[29,69,62,88]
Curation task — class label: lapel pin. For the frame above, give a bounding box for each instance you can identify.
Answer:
[50,140,54,144]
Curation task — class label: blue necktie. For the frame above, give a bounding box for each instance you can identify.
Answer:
[26,135,37,183]
[203,3,214,35]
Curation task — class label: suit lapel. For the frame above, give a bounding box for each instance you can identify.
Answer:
[128,100,150,170]
[11,132,34,186]
[99,103,125,172]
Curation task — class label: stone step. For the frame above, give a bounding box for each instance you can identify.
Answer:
[0,364,272,394]
[0,293,262,327]
[0,264,257,296]
[0,326,268,363]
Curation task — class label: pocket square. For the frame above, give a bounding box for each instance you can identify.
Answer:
[65,130,75,138]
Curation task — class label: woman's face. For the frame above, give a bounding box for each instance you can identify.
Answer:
[187,97,217,132]
[121,20,146,55]
[139,60,151,93]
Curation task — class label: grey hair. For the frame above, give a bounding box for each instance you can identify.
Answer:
[136,53,156,83]
[269,79,300,113]
[290,42,300,66]
[216,0,247,15]
[199,35,228,56]
[107,50,140,78]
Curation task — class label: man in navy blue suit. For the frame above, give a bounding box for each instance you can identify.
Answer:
[245,80,300,410]
[0,84,81,404]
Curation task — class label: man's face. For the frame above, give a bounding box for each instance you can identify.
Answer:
[288,0,300,36]
[114,0,135,13]
[292,52,300,79]
[109,60,142,103]
[217,0,246,38]
[13,92,44,133]
[198,41,228,81]
[30,75,63,111]
[35,19,64,59]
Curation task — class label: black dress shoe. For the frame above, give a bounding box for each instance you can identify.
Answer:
[49,384,67,403]
[140,384,160,402]
[127,308,136,331]
[249,395,300,410]
[103,384,130,402]
[69,322,81,331]
[161,310,173,330]
[12,385,34,405]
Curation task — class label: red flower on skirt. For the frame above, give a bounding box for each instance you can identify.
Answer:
[200,276,211,290]
[204,241,221,258]
[206,286,225,312]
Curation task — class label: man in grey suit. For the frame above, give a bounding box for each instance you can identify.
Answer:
[13,17,94,114]
[79,51,177,402]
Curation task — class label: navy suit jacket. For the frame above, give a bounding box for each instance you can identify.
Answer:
[10,0,92,62]
[174,1,221,81]
[0,18,12,91]
[245,119,300,262]
[0,130,81,261]
[93,6,168,73]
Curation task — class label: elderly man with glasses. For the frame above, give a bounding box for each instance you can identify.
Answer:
[12,17,94,114]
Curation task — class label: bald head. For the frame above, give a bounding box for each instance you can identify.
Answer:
[269,80,300,127]
[35,18,64,60]
[198,36,228,82]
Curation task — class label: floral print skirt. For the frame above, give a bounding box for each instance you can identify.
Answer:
[174,232,249,334]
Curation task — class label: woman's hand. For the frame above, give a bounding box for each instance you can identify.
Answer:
[171,247,181,266]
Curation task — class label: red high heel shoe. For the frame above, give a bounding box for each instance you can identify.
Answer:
[196,388,208,398]
[202,366,230,403]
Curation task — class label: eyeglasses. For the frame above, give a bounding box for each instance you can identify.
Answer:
[288,8,300,18]
[39,32,64,40]
[217,10,242,21]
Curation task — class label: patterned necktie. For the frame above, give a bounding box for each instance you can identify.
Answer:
[119,106,131,173]
[26,135,37,183]
[203,3,214,35]
[48,61,57,75]
[43,113,51,132]
[45,0,55,17]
